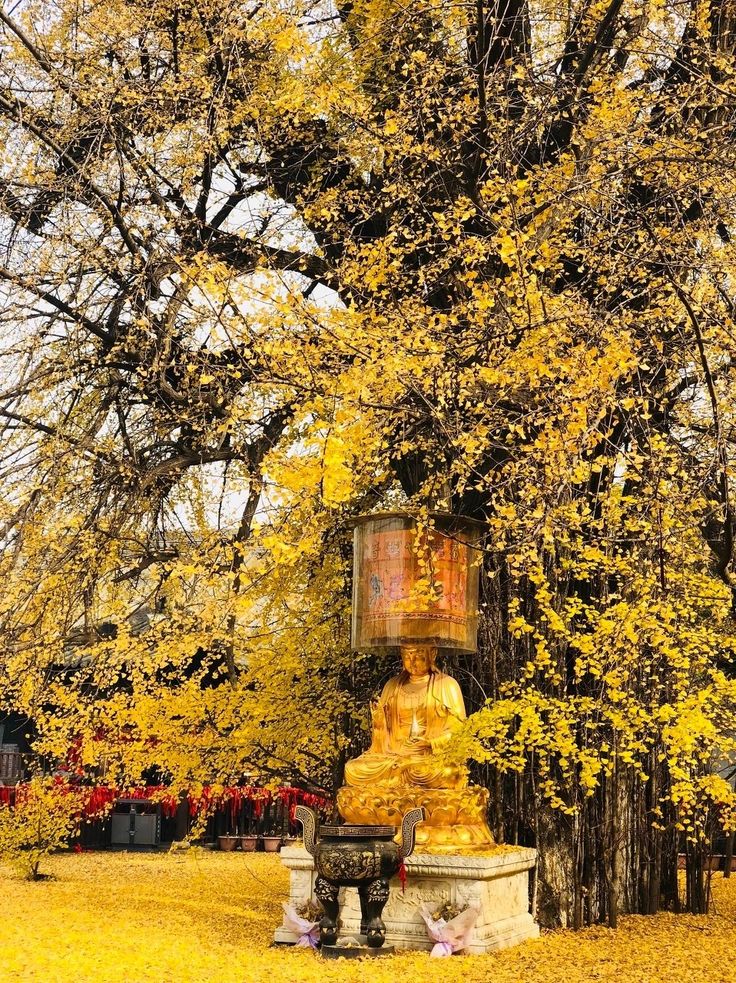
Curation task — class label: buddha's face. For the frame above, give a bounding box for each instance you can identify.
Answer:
[400,645,436,677]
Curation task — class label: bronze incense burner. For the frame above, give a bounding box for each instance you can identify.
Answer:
[295,805,423,949]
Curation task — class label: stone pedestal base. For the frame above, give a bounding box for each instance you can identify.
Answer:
[274,846,539,954]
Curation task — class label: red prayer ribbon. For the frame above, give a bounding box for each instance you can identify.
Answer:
[399,859,407,893]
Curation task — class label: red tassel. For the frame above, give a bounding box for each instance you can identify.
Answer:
[399,860,407,893]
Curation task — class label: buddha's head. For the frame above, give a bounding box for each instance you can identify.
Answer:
[400,644,438,678]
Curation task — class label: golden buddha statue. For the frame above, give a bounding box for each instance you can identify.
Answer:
[344,645,467,789]
[338,645,495,852]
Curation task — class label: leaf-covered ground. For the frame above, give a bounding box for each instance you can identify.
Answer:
[1,852,735,982]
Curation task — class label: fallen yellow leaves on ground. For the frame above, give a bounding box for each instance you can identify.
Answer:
[1,852,735,983]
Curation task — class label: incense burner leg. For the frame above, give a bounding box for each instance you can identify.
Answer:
[357,883,370,936]
[362,877,390,948]
[314,876,340,946]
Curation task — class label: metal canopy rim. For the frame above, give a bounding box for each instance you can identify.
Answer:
[345,510,488,531]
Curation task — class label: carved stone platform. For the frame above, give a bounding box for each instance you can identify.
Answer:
[274,845,539,954]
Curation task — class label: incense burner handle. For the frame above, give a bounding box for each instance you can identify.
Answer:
[399,807,424,859]
[295,805,318,856]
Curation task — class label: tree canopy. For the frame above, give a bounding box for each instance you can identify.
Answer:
[2,0,736,924]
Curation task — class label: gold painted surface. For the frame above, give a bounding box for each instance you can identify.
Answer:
[337,785,495,852]
[339,646,494,852]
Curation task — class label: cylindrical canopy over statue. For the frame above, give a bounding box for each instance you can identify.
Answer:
[351,512,484,653]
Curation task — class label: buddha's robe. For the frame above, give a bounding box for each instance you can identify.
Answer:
[344,670,467,789]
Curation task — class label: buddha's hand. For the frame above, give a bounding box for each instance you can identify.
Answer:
[403,737,431,753]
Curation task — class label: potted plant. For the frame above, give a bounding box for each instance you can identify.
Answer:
[218,832,239,851]
[262,831,282,852]
[240,815,258,851]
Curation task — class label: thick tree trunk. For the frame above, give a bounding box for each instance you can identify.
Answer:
[535,808,576,928]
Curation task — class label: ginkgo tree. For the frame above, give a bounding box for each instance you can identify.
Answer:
[2,0,736,926]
